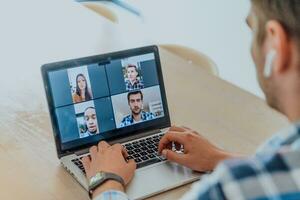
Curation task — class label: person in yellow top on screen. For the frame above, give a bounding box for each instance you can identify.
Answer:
[72,74,93,103]
[81,107,99,138]
[125,64,144,91]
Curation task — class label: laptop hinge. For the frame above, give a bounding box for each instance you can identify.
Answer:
[110,129,162,145]
[74,129,162,156]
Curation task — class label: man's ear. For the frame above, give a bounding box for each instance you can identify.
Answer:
[265,20,291,76]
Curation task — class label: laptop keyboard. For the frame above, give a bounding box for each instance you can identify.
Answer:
[71,133,166,174]
[71,159,86,174]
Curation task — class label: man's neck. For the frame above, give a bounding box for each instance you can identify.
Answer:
[130,79,137,85]
[87,130,96,135]
[132,113,142,122]
[284,52,300,122]
[283,98,300,123]
[280,88,300,123]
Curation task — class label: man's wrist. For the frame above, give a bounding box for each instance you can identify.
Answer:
[213,150,244,168]
[92,180,125,199]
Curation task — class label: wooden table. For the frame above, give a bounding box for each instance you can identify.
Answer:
[0,1,289,199]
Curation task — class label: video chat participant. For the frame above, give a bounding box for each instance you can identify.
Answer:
[81,107,99,137]
[124,64,144,91]
[72,73,93,103]
[120,90,155,127]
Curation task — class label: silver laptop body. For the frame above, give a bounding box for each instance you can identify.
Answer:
[42,46,201,200]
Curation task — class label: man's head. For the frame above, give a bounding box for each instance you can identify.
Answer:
[126,64,139,83]
[127,90,143,115]
[84,107,98,134]
[248,0,300,114]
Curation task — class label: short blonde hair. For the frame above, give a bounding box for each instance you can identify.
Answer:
[251,0,300,48]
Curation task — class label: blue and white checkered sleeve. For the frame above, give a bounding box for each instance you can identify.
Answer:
[93,190,130,200]
[180,164,229,200]
[256,124,298,155]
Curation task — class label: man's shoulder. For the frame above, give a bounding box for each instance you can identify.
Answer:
[185,150,300,200]
[80,131,89,138]
[215,149,300,199]
[256,122,300,154]
[120,115,132,127]
[222,149,299,178]
[142,111,154,115]
[183,124,300,200]
[141,111,155,118]
[137,79,144,85]
[121,115,132,122]
[219,157,259,180]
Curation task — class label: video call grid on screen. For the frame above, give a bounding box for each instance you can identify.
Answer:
[47,52,165,147]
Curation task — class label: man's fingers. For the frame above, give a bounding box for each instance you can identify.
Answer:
[181,126,192,131]
[127,159,137,170]
[111,144,127,158]
[81,156,91,171]
[162,149,186,165]
[123,159,136,184]
[111,143,123,151]
[89,146,98,161]
[98,141,110,152]
[158,131,186,153]
[122,146,129,158]
[169,126,186,132]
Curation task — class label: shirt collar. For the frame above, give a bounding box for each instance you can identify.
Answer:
[130,111,146,122]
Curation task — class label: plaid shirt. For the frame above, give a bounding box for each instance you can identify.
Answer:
[120,111,156,127]
[125,79,144,91]
[94,122,300,200]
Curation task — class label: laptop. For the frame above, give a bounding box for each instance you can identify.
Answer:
[41,45,201,199]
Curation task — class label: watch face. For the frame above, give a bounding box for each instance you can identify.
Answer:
[89,172,105,187]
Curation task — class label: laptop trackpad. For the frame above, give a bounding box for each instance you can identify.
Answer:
[126,161,201,200]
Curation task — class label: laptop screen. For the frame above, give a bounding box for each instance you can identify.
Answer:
[42,46,170,155]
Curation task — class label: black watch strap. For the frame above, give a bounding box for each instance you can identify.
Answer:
[88,172,125,199]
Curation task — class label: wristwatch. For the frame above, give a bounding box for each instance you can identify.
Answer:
[88,171,125,198]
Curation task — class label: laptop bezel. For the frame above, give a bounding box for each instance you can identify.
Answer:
[41,45,171,158]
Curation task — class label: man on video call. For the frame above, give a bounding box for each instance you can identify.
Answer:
[82,0,300,199]
[125,64,144,91]
[82,107,99,137]
[120,90,155,127]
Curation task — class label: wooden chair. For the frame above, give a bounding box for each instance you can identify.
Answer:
[81,2,118,23]
[159,44,219,76]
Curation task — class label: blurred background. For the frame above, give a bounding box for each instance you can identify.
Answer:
[0,0,263,110]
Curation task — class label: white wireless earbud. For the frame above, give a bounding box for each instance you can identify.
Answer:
[263,50,276,78]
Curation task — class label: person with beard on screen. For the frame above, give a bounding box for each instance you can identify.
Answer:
[81,107,99,137]
[120,90,155,127]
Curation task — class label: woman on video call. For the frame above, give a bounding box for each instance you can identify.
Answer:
[72,73,93,103]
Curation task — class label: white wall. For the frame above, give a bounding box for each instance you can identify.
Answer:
[0,0,265,113]
[126,0,264,98]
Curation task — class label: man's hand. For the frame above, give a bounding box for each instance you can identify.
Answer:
[82,141,136,198]
[158,126,239,172]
